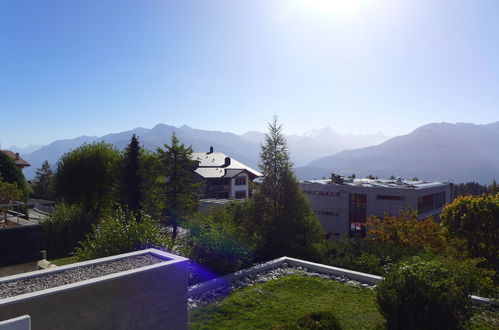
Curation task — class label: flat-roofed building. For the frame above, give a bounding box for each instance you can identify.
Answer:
[300,174,452,238]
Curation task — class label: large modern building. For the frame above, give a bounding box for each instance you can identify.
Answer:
[300,174,452,238]
[192,147,262,199]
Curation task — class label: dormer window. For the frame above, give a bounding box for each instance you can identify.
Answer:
[235,177,246,185]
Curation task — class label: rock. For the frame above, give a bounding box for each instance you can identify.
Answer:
[345,280,361,288]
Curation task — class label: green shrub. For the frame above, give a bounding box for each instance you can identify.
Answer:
[73,209,170,261]
[376,259,474,330]
[274,311,343,329]
[296,311,343,329]
[183,205,254,276]
[41,203,93,259]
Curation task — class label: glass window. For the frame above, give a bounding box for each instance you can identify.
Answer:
[377,195,405,201]
[235,177,246,185]
[349,194,367,236]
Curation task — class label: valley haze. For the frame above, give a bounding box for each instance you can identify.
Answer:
[14,121,499,185]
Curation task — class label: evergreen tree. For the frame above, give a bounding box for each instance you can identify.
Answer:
[32,160,55,200]
[488,179,498,195]
[157,134,200,243]
[453,181,487,198]
[253,117,324,261]
[119,134,142,214]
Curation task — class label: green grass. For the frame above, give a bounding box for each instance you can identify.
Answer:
[189,275,499,330]
[49,256,76,266]
[189,276,384,330]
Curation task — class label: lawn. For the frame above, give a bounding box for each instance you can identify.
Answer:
[189,276,384,329]
[189,275,498,330]
[49,256,76,266]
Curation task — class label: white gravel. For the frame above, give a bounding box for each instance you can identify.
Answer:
[188,263,377,309]
[0,254,163,299]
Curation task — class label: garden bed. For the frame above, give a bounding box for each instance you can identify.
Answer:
[0,249,189,330]
[189,275,499,330]
[0,254,163,299]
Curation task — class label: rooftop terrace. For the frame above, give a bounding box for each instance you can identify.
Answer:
[302,174,449,189]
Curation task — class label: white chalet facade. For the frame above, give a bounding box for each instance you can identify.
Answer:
[191,148,262,199]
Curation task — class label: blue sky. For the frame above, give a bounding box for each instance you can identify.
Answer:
[1,0,498,147]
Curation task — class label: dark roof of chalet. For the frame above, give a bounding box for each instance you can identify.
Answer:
[191,151,262,180]
[1,150,31,168]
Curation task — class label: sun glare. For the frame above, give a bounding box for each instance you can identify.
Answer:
[293,0,373,17]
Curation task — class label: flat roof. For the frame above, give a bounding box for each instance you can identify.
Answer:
[301,177,449,189]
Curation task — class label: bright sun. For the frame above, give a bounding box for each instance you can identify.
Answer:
[294,0,373,17]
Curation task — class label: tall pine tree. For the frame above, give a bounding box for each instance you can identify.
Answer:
[488,179,498,195]
[32,160,55,200]
[253,117,325,261]
[119,134,143,214]
[157,134,200,243]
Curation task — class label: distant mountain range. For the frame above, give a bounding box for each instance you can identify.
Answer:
[5,144,42,155]
[16,121,499,184]
[298,122,499,184]
[19,124,389,180]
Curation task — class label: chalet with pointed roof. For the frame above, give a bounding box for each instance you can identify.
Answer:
[1,151,30,170]
[192,147,262,199]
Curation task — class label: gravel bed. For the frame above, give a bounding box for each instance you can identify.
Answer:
[0,254,164,299]
[188,263,377,309]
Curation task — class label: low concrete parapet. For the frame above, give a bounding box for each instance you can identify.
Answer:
[0,249,189,330]
[0,315,30,330]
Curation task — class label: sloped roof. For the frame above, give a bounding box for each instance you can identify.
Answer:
[1,150,30,168]
[191,151,262,179]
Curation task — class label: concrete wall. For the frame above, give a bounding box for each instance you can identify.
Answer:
[301,182,452,237]
[230,173,249,199]
[0,315,30,330]
[0,249,188,330]
[0,224,43,268]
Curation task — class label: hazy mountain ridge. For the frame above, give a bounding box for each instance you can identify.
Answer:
[299,121,499,184]
[5,144,42,154]
[20,125,388,179]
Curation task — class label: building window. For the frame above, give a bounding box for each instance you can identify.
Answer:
[349,194,367,237]
[313,210,340,216]
[303,190,339,196]
[435,191,446,208]
[418,191,446,213]
[212,178,230,186]
[235,177,246,185]
[377,195,405,201]
[235,191,246,199]
[418,194,434,213]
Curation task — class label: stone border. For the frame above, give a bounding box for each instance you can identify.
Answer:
[188,256,494,305]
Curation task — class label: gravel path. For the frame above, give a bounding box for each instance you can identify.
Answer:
[0,254,163,299]
[188,263,377,309]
